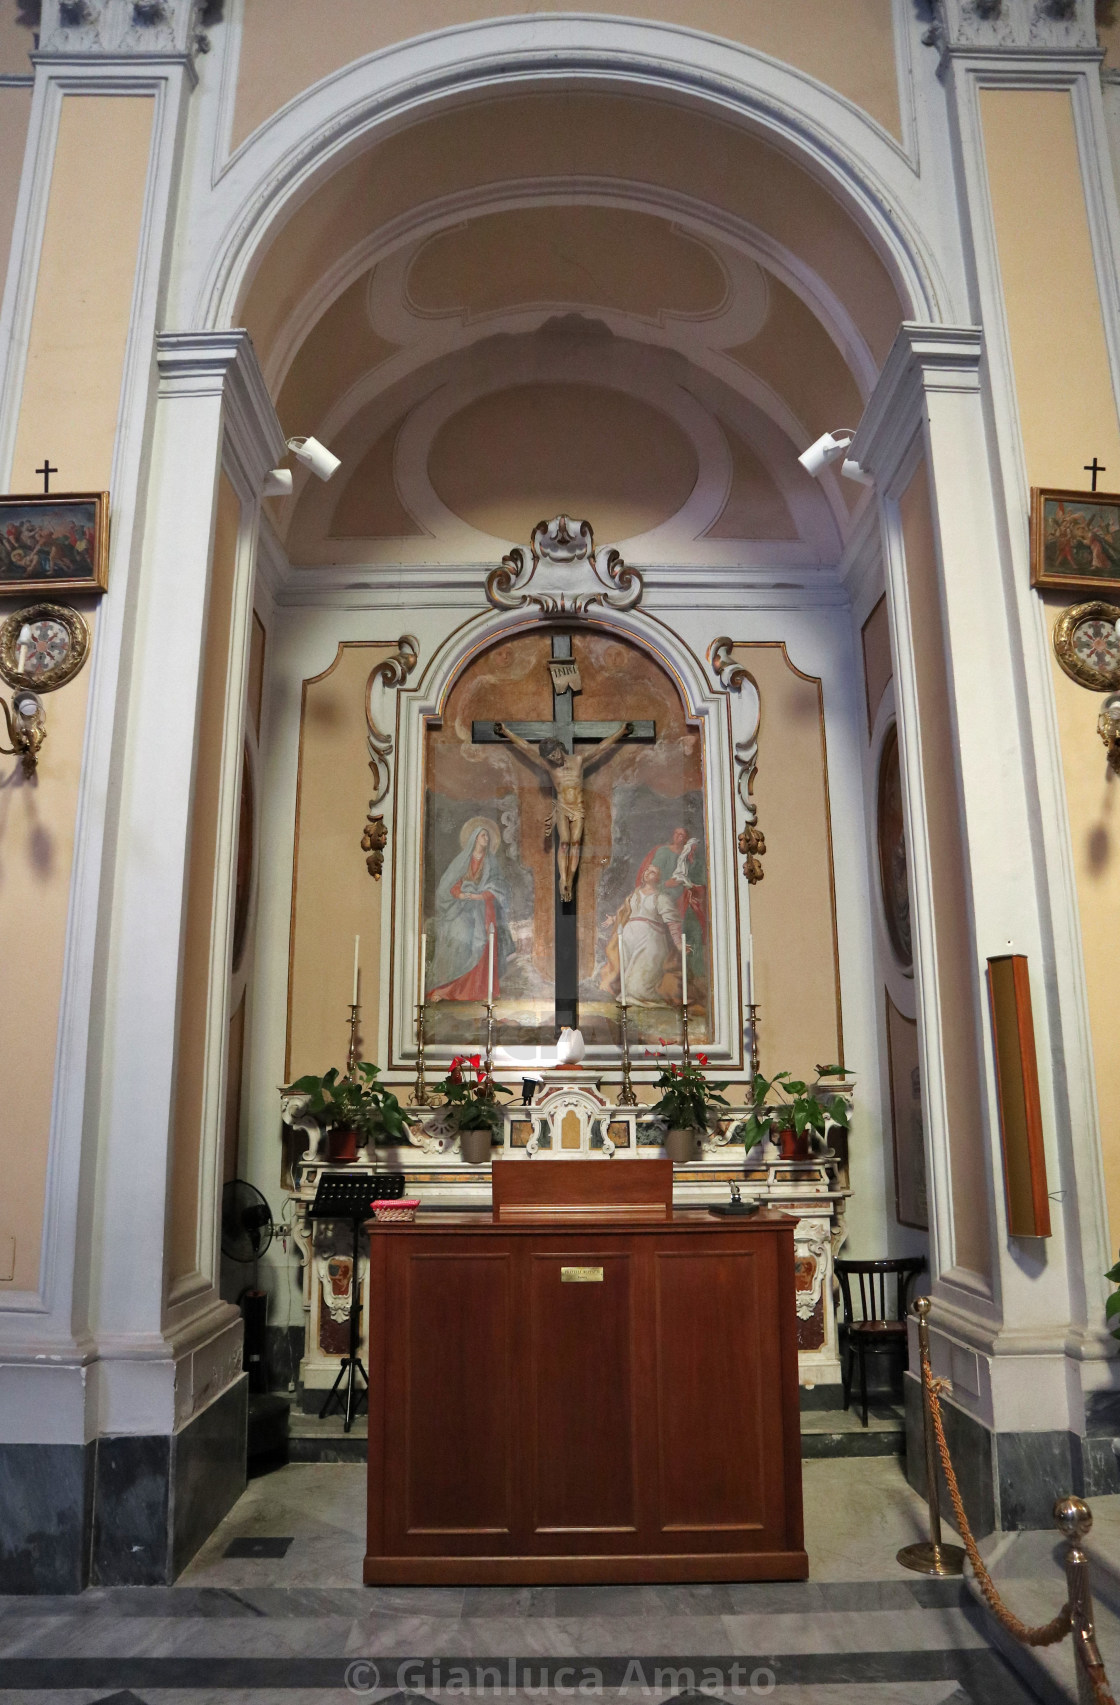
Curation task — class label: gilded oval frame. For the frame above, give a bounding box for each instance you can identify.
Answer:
[1053,600,1120,692]
[0,602,90,693]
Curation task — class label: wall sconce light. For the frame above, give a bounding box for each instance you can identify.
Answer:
[1098,692,1120,773]
[797,428,872,485]
[1,685,45,776]
[0,604,90,778]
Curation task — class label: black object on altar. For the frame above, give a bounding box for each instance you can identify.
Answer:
[309,1171,404,1432]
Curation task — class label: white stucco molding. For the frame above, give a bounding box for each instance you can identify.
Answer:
[36,0,209,64]
[174,17,956,339]
[923,0,1099,59]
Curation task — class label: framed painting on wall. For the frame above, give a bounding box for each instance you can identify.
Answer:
[0,492,109,595]
[1030,487,1120,594]
[876,723,912,972]
[886,992,927,1231]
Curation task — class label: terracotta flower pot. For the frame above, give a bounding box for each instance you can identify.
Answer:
[327,1126,360,1164]
[776,1124,811,1162]
[665,1126,701,1164]
[459,1125,494,1165]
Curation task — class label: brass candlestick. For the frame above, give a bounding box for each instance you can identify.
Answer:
[484,999,495,1086]
[411,1001,431,1106]
[746,1001,761,1078]
[616,999,637,1106]
[680,997,692,1067]
[345,1001,360,1076]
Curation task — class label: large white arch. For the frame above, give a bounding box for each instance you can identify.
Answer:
[174,15,960,342]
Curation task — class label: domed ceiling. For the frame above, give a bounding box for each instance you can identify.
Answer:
[241,90,903,570]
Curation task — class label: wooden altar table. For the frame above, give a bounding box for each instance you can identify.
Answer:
[363,1164,806,1584]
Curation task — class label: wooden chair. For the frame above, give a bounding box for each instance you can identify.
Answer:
[835,1257,926,1426]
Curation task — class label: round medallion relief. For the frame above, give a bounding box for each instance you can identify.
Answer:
[1053,600,1120,691]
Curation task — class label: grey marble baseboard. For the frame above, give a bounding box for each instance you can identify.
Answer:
[0,1440,93,1593]
[904,1369,1090,1532]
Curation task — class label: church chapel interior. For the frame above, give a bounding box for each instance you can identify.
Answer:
[11,0,1120,1695]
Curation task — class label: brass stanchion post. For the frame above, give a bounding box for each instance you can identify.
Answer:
[1055,1496,1114,1705]
[897,1297,966,1577]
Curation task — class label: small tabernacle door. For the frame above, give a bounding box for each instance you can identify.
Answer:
[491,1156,672,1222]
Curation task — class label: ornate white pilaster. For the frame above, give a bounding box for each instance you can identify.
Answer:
[853,326,1087,1450]
[92,331,283,1436]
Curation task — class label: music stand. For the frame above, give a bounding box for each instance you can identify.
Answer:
[308,1172,403,1433]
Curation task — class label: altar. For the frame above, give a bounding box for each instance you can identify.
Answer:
[285,519,853,1421]
[289,1077,850,1401]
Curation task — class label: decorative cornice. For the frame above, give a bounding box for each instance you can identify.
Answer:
[36,0,219,59]
[849,323,983,494]
[155,329,285,484]
[486,517,644,616]
[922,0,1098,61]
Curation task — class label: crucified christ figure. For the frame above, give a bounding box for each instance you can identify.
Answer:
[493,720,634,903]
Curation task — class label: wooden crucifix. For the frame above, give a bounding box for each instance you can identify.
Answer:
[472,633,654,1028]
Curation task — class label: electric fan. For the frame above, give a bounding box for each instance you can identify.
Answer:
[221,1179,274,1395]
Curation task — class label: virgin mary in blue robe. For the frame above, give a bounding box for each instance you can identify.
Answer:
[427,826,514,1001]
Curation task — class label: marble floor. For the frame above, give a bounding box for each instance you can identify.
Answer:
[0,1458,1047,1704]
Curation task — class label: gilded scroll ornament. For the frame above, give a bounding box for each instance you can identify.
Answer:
[365,634,419,805]
[709,637,766,886]
[485,517,643,616]
[361,811,388,880]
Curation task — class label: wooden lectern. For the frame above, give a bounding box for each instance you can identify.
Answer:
[364,1159,806,1583]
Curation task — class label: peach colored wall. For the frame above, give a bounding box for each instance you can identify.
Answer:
[287,645,386,1080]
[0,87,31,298]
[13,98,155,489]
[169,473,242,1282]
[0,97,154,1295]
[981,88,1120,1244]
[899,463,991,1279]
[169,474,241,1286]
[731,644,843,1081]
[980,91,1120,490]
[233,0,900,150]
[0,8,34,74]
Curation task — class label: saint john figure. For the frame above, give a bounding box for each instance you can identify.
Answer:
[427,825,514,1001]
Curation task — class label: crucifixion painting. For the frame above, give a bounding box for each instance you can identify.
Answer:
[422,627,710,1046]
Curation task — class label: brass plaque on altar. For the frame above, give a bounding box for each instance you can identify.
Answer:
[561,1266,604,1282]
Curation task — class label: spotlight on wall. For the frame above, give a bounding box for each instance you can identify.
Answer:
[263,468,293,498]
[286,435,341,482]
[797,428,872,485]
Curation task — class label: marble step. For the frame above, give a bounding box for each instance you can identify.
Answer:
[282,1401,905,1464]
[964,1503,1120,1705]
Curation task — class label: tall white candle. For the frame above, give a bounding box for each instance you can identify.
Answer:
[746,931,754,1006]
[419,932,427,1002]
[618,931,627,1006]
[487,923,495,1004]
[680,933,688,1008]
[352,935,360,1005]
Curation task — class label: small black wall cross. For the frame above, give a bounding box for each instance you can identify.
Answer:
[36,459,57,495]
[1085,457,1107,493]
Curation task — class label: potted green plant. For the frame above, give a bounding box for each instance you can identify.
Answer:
[740,1063,850,1161]
[281,1061,415,1163]
[432,1053,512,1165]
[647,1044,730,1164]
